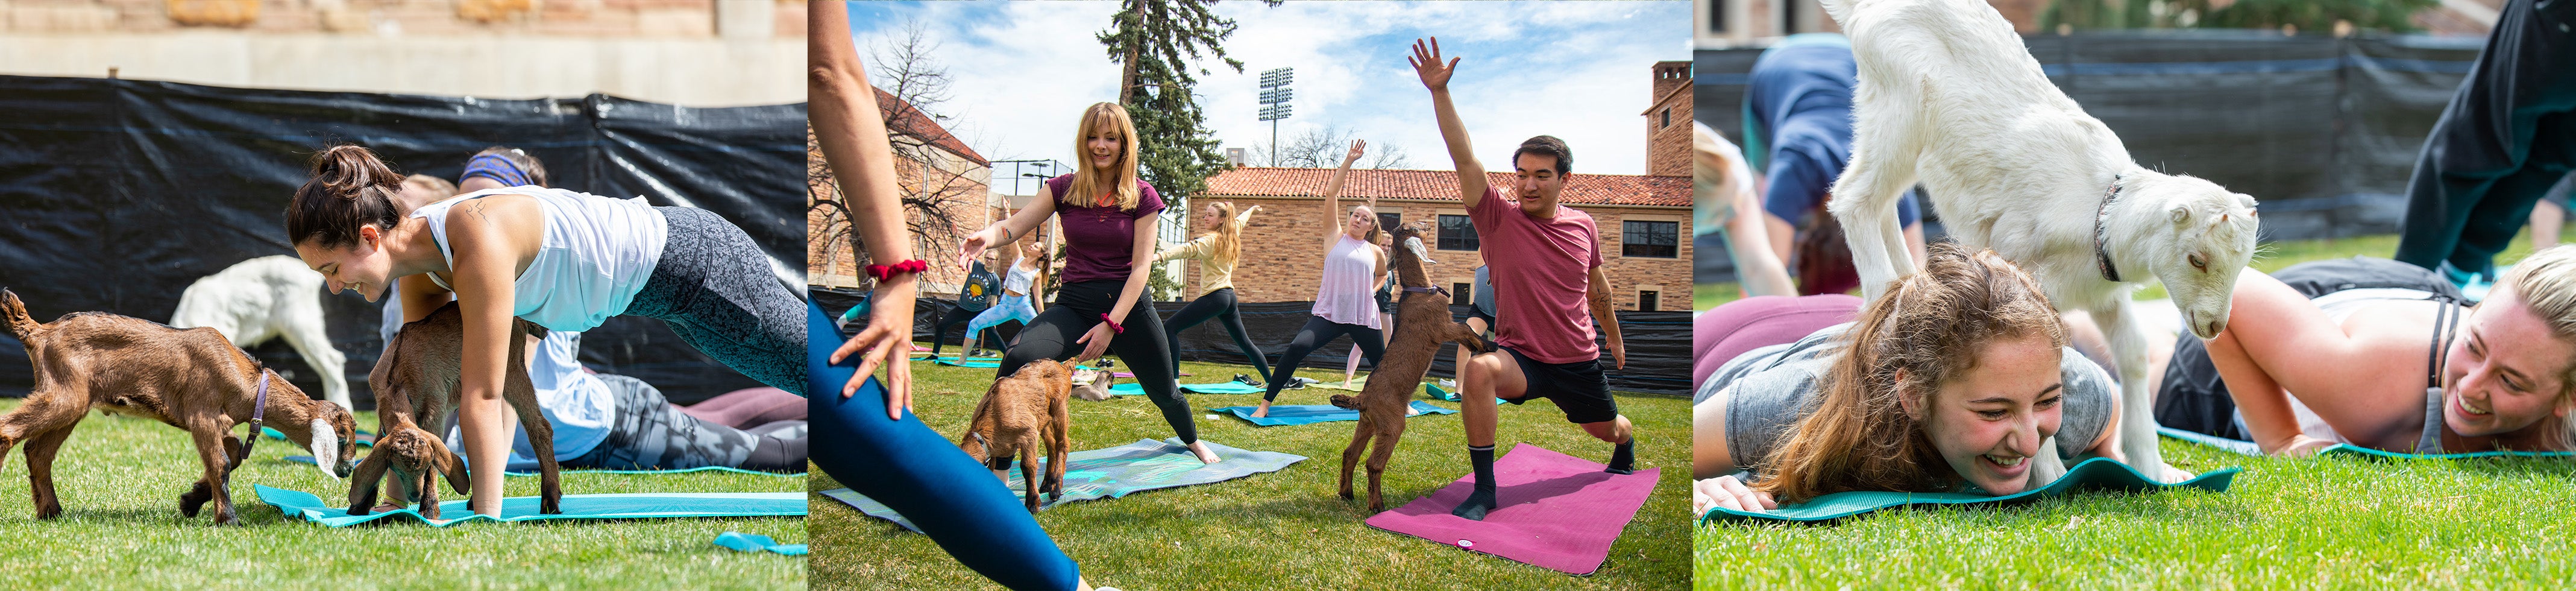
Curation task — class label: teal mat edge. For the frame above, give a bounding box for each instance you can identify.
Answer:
[1697,458,2241,524]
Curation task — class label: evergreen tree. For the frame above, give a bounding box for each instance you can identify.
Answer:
[1096,0,1279,205]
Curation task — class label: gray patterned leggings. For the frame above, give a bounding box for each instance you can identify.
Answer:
[569,374,808,472]
[625,206,809,395]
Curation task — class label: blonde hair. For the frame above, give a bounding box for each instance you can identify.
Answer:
[2497,245,2576,449]
[1064,103,1141,211]
[1753,244,2069,503]
[1202,201,1243,265]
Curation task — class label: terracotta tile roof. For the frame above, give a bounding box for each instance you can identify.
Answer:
[1199,167,1688,207]
[874,86,988,167]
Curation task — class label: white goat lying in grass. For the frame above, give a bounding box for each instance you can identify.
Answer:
[171,255,351,412]
[1823,0,2260,482]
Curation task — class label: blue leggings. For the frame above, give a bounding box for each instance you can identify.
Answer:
[807,302,1081,590]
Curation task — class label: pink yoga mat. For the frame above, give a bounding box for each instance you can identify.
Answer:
[1363,443,1659,576]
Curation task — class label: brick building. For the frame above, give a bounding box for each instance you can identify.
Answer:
[807,87,995,294]
[1191,169,1691,312]
[1646,60,1694,177]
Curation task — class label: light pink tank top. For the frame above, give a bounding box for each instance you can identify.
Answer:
[1312,234,1381,329]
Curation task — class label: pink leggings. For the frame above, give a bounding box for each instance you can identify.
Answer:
[1693,294,1864,388]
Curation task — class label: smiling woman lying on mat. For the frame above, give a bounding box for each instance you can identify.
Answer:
[1691,244,2132,514]
[2155,247,2576,457]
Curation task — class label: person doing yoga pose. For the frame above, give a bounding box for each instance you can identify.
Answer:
[1254,140,1388,419]
[961,237,1049,358]
[1152,201,1271,385]
[1690,244,2126,514]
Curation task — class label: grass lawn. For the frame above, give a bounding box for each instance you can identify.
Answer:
[0,400,805,589]
[1694,440,2576,588]
[1695,232,2552,310]
[811,355,1693,590]
[1693,232,2574,587]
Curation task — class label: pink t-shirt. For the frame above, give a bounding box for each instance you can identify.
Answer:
[1469,185,1605,364]
[1311,234,1383,328]
[1046,174,1165,285]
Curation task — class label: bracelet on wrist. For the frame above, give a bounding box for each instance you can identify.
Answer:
[1098,313,1125,334]
[865,259,929,282]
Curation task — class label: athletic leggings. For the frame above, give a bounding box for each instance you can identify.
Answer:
[1161,288,1271,380]
[679,387,807,429]
[625,206,808,395]
[996,280,1196,444]
[808,302,1081,590]
[1263,316,1384,402]
[928,305,989,356]
[567,375,806,472]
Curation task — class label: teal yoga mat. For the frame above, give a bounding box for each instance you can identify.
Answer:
[819,438,1303,533]
[255,485,805,527]
[280,455,803,478]
[1699,458,2241,523]
[1108,381,1268,395]
[2158,426,2576,459]
[1210,400,1457,426]
[712,531,807,555]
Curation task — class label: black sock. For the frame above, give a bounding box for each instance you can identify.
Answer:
[1451,444,1499,520]
[1606,438,1635,475]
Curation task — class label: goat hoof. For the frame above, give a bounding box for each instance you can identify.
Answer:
[34,505,62,520]
[1339,490,1354,501]
[178,492,210,517]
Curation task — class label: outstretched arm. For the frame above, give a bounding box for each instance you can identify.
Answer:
[811,2,917,411]
[1411,37,1487,209]
[1321,139,1366,250]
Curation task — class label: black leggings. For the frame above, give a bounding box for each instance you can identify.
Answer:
[1263,316,1384,402]
[928,305,991,356]
[1162,288,1271,380]
[996,280,1196,444]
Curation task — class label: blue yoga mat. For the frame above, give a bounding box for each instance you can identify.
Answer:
[934,359,1001,368]
[1210,400,1457,426]
[819,438,1305,533]
[255,485,805,527]
[1108,381,1268,395]
[279,455,803,478]
[1700,458,2240,523]
[2158,426,2576,459]
[713,531,807,556]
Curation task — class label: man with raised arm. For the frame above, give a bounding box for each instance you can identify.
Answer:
[1410,37,1635,521]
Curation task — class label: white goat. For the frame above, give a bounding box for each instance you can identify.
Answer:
[171,255,352,412]
[1823,0,2260,482]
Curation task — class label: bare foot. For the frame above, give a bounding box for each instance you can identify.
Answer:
[1189,440,1222,464]
[1250,400,1273,418]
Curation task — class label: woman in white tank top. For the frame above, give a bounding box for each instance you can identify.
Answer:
[1255,140,1390,417]
[286,145,805,517]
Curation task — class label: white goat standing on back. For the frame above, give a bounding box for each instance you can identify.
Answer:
[1823,0,2260,482]
[171,255,352,412]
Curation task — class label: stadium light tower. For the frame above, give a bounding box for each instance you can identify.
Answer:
[1258,67,1293,166]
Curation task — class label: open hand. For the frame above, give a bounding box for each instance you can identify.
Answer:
[1073,322,1116,362]
[1609,339,1627,370]
[958,227,999,270]
[830,276,917,421]
[1409,37,1458,92]
[2267,434,2339,458]
[1343,139,1368,165]
[1692,475,1777,515]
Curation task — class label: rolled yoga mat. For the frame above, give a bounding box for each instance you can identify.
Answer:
[1108,381,1267,395]
[820,438,1306,533]
[2158,426,2575,459]
[713,531,807,555]
[1698,457,2241,524]
[255,485,805,528]
[1364,443,1660,577]
[1210,400,1458,426]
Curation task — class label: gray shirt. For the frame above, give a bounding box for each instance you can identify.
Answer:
[1695,322,2117,473]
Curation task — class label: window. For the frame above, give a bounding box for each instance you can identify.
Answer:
[1377,212,1403,235]
[1622,220,1679,258]
[1660,108,1672,129]
[1709,0,1727,33]
[1453,283,1474,305]
[1438,214,1480,251]
[1639,290,1660,312]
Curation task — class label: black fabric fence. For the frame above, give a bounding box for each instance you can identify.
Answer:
[811,289,1695,397]
[1695,31,2483,282]
[0,75,806,406]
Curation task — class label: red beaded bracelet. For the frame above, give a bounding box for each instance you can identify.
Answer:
[865,259,928,282]
[1098,314,1125,334]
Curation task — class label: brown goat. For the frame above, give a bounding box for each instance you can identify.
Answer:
[345,300,561,519]
[960,359,1073,513]
[1331,223,1492,513]
[0,288,359,525]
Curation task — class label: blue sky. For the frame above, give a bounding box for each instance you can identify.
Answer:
[846,0,1691,186]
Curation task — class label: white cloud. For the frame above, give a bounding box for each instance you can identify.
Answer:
[847,0,1689,182]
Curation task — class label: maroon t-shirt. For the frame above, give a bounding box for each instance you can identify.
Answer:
[1046,174,1165,284]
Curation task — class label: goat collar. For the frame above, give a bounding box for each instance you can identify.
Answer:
[2094,174,2126,283]
[243,368,272,460]
[1403,285,1446,296]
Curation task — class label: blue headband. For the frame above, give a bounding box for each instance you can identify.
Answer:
[460,153,532,188]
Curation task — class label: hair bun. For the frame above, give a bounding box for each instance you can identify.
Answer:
[310,144,400,197]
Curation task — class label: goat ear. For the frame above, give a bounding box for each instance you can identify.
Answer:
[309,419,341,481]
[2169,205,2191,224]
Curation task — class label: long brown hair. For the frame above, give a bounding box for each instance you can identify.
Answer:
[285,145,406,250]
[1202,201,1244,265]
[1063,103,1141,211]
[1753,243,2069,503]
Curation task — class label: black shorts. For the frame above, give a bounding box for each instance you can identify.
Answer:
[1498,346,1618,425]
